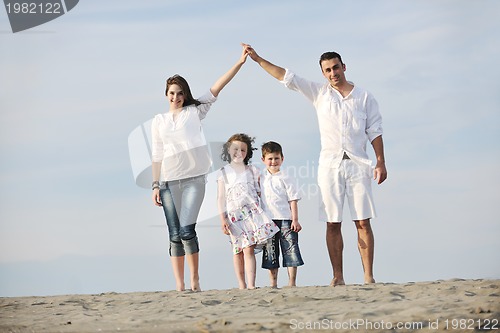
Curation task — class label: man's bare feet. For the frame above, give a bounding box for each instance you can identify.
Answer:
[330,278,346,287]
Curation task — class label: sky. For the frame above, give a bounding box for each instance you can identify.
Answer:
[1,0,499,297]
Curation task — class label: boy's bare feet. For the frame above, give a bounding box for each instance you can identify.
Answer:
[269,268,278,289]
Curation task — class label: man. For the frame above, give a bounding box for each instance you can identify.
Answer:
[244,43,387,286]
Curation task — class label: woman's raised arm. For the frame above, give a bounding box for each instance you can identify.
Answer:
[210,44,249,97]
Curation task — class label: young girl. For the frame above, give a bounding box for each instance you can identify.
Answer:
[217,133,279,289]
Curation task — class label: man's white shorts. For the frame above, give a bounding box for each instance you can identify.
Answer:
[318,160,377,222]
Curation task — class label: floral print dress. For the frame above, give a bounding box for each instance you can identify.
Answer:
[218,164,279,254]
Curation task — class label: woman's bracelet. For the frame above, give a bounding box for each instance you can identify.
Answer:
[152,181,160,190]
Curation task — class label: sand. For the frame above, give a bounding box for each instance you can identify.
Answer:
[1,278,499,333]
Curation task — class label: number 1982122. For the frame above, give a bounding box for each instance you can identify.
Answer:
[445,318,498,330]
[5,2,62,14]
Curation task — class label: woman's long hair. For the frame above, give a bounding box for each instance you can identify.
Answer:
[165,74,201,106]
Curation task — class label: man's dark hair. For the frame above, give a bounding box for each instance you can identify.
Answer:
[319,51,344,68]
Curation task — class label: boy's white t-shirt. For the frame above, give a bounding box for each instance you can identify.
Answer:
[260,169,301,220]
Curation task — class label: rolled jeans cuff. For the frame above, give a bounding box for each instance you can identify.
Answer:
[169,236,199,257]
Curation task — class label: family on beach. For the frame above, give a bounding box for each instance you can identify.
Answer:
[150,44,387,292]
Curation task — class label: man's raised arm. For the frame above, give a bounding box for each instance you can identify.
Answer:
[243,43,286,81]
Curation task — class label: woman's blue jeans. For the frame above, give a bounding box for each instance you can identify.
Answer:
[160,175,206,257]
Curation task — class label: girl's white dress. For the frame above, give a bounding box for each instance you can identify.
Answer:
[218,164,279,254]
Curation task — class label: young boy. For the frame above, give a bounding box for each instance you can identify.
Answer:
[260,141,304,287]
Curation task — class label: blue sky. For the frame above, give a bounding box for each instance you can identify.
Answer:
[1,0,499,297]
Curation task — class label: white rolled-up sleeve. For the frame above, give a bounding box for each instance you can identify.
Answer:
[281,68,323,104]
[283,174,301,202]
[196,91,217,120]
[365,94,383,143]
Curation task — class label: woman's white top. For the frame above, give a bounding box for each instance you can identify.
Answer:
[151,91,217,181]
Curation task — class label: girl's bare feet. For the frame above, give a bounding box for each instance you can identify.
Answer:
[364,278,376,284]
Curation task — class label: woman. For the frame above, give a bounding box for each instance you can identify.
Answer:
[151,45,248,292]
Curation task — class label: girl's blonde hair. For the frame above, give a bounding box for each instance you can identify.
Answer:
[221,133,255,165]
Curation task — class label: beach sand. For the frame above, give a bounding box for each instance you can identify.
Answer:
[1,278,498,333]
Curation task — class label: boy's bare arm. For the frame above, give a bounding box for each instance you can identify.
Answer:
[290,200,302,232]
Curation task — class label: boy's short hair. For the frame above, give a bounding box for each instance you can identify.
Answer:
[261,141,283,158]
